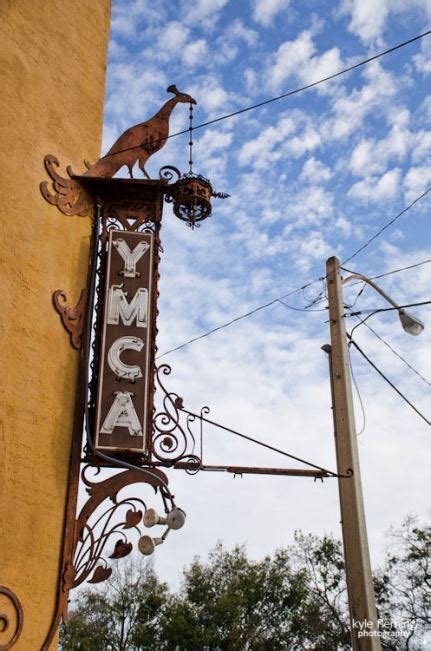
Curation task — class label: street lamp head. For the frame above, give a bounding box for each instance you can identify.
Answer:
[398,309,424,336]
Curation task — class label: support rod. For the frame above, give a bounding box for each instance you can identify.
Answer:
[151,462,332,478]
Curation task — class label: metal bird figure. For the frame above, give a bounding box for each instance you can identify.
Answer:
[84,85,197,179]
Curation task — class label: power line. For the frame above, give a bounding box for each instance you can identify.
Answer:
[341,258,431,281]
[341,187,431,265]
[348,336,431,426]
[156,278,324,359]
[277,298,327,313]
[360,320,431,387]
[157,258,431,360]
[348,345,367,436]
[346,300,431,317]
[101,30,431,161]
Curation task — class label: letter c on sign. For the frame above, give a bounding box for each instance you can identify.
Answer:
[107,336,144,380]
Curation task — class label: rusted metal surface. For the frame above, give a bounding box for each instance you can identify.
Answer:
[151,364,205,471]
[42,186,166,648]
[40,154,92,217]
[63,465,171,591]
[0,587,23,650]
[165,173,230,228]
[52,288,87,349]
[159,462,331,478]
[83,86,196,179]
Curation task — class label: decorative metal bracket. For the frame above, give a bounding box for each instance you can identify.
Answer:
[53,288,87,350]
[152,364,206,471]
[40,155,92,217]
[0,587,23,650]
[42,464,174,649]
[62,465,172,596]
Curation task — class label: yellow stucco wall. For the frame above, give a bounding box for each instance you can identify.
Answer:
[0,1,111,648]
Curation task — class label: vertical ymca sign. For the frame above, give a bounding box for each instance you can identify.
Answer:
[95,230,154,453]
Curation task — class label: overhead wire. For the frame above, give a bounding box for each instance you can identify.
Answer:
[342,258,431,281]
[347,344,367,436]
[356,318,431,387]
[100,31,431,161]
[346,299,431,317]
[341,187,431,265]
[156,277,325,359]
[348,335,431,426]
[158,270,431,359]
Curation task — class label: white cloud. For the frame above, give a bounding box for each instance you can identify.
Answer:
[350,112,412,177]
[214,19,259,64]
[339,0,389,45]
[252,0,291,27]
[110,0,165,37]
[266,30,343,93]
[104,65,169,129]
[414,36,431,75]
[348,168,401,202]
[156,21,189,52]
[182,39,208,67]
[326,62,398,140]
[300,157,333,183]
[183,0,229,27]
[411,129,431,162]
[404,165,431,201]
[189,76,233,116]
[297,230,332,260]
[237,115,296,168]
[339,0,431,45]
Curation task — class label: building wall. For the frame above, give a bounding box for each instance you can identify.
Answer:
[0,2,111,648]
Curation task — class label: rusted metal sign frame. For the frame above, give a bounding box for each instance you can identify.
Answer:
[94,229,155,454]
[40,174,170,651]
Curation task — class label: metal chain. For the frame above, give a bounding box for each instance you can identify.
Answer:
[189,102,193,174]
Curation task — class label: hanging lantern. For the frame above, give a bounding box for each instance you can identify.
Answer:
[167,173,212,228]
[164,102,229,228]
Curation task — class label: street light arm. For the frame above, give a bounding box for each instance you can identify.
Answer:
[342,273,400,309]
[342,272,424,336]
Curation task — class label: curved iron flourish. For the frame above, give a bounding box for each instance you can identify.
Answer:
[0,587,23,650]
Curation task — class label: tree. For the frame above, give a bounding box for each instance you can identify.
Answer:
[155,538,350,650]
[59,558,168,651]
[60,519,430,650]
[375,517,431,650]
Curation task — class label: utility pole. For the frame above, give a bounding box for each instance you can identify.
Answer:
[325,256,381,650]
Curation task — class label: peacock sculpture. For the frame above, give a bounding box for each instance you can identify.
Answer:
[83,85,196,179]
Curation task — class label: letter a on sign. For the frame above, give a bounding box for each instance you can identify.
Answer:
[95,230,154,454]
[100,392,143,437]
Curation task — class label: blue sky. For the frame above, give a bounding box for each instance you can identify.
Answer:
[100,0,431,587]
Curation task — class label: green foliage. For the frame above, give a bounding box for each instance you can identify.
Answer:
[374,517,431,650]
[60,559,168,651]
[60,518,430,650]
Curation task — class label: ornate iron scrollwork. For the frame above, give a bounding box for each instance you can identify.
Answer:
[152,364,207,472]
[0,587,23,650]
[63,465,173,592]
[53,288,87,350]
[40,155,92,217]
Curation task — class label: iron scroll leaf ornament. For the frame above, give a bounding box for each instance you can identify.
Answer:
[0,587,23,650]
[63,465,173,594]
[40,155,93,217]
[152,364,207,473]
[52,289,87,350]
